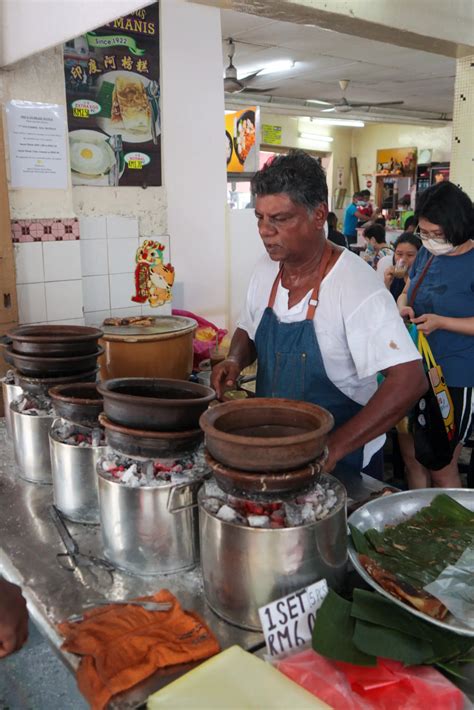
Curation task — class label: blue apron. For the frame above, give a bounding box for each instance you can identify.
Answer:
[255,242,364,472]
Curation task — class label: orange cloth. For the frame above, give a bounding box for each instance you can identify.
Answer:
[58,589,220,710]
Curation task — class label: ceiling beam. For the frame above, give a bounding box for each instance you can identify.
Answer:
[191,0,474,58]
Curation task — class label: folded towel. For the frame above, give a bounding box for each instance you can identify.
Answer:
[58,589,220,710]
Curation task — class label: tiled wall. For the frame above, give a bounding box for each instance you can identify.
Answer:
[80,215,171,327]
[450,54,474,196]
[13,219,84,325]
[12,216,171,326]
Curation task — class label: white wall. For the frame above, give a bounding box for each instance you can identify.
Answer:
[161,0,227,326]
[0,0,155,68]
[227,208,263,332]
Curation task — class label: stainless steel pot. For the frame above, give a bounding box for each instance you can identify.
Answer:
[199,474,347,631]
[2,380,22,437]
[10,405,53,484]
[49,424,105,524]
[97,469,202,575]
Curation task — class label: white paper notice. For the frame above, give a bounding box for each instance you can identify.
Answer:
[259,579,329,657]
[5,100,68,189]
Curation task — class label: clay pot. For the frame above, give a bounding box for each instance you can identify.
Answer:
[7,325,102,357]
[199,398,334,472]
[49,383,103,427]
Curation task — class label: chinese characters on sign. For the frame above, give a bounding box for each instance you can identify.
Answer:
[5,101,68,189]
[63,2,160,187]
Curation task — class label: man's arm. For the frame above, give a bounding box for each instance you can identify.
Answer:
[326,360,427,471]
[0,578,28,658]
[211,327,257,399]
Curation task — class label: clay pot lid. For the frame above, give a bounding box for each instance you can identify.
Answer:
[101,315,197,340]
[205,449,327,498]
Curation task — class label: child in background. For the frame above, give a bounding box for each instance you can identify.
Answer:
[356,189,374,227]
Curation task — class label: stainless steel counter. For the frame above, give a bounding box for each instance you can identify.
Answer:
[0,418,384,708]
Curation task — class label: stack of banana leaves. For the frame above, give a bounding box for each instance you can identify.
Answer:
[350,494,474,620]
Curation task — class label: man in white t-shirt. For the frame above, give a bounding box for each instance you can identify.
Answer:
[212,151,427,476]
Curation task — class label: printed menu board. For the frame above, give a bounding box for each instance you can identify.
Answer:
[63,3,161,187]
[225,106,260,173]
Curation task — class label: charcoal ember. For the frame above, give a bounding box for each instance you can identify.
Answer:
[16,393,54,417]
[52,419,106,447]
[2,370,16,385]
[247,514,271,528]
[301,502,316,524]
[283,502,304,527]
[216,504,247,525]
[204,497,222,514]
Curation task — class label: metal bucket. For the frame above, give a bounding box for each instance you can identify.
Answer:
[97,469,201,575]
[49,425,105,524]
[2,380,22,437]
[198,474,347,631]
[10,405,53,484]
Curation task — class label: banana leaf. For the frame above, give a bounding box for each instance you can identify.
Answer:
[311,589,376,666]
[353,618,434,665]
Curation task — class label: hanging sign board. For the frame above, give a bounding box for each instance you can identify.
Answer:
[5,100,68,189]
[63,2,161,187]
[262,124,282,145]
[225,106,260,173]
[258,579,328,657]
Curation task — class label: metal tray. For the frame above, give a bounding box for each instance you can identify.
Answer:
[348,488,474,637]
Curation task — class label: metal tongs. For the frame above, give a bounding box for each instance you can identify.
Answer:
[50,505,115,584]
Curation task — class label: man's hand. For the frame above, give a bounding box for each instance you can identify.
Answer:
[0,579,28,658]
[399,306,415,321]
[211,358,242,400]
[412,313,444,336]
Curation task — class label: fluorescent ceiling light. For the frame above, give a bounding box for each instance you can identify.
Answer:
[299,132,333,142]
[310,117,365,127]
[258,60,295,76]
[306,99,333,106]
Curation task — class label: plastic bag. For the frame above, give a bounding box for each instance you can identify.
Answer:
[172,309,227,369]
[276,649,464,710]
[424,547,474,628]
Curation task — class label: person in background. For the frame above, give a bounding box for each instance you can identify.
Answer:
[343,192,371,245]
[383,232,422,301]
[327,212,347,247]
[357,189,374,227]
[404,215,416,233]
[398,181,474,488]
[0,577,28,658]
[363,223,392,269]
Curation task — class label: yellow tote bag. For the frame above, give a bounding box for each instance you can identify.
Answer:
[417,331,455,440]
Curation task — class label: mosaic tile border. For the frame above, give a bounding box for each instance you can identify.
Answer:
[11,219,80,243]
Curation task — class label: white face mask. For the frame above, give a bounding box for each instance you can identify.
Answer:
[423,239,456,256]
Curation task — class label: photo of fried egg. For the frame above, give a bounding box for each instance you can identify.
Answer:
[69,130,116,179]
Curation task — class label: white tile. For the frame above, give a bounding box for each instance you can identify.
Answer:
[110,307,143,318]
[79,216,107,240]
[14,242,44,284]
[80,240,108,277]
[82,275,110,312]
[84,310,111,326]
[109,273,136,309]
[17,283,47,324]
[45,280,83,321]
[106,216,139,239]
[43,241,82,282]
[48,318,85,326]
[108,237,139,274]
[142,302,172,315]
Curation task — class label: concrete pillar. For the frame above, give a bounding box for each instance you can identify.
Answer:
[449,55,474,196]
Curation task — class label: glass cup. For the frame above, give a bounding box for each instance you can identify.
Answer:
[393,259,408,279]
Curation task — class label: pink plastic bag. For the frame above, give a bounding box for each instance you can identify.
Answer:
[276,650,464,710]
[172,309,227,369]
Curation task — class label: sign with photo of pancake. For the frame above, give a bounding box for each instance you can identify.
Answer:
[63,2,160,187]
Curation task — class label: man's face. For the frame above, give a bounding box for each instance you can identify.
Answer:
[254,193,327,264]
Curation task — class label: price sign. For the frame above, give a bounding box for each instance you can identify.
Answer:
[72,107,90,118]
[258,579,328,657]
[128,160,143,169]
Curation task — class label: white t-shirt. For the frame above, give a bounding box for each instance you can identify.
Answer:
[376,254,394,279]
[237,248,421,466]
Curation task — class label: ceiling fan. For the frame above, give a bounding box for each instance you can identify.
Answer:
[311,79,404,113]
[223,38,278,94]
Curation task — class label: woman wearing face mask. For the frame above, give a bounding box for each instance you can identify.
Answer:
[398,181,474,487]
